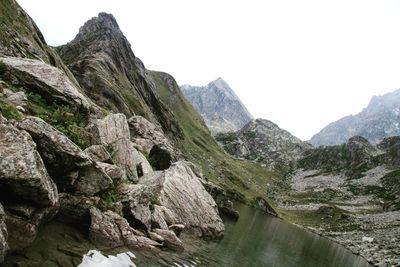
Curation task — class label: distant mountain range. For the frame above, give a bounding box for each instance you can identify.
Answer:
[181,78,253,134]
[310,89,400,146]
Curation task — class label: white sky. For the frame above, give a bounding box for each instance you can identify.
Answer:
[16,0,400,140]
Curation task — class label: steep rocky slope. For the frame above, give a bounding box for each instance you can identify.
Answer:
[216,119,311,168]
[310,89,400,146]
[181,78,253,134]
[56,13,182,142]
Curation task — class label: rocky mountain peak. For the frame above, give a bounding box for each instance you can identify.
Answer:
[181,78,253,134]
[75,13,121,40]
[310,88,400,146]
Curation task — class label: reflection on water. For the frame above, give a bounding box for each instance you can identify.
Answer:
[2,204,371,267]
[134,203,372,267]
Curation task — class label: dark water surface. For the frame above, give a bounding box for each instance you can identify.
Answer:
[2,204,372,267]
[135,203,372,267]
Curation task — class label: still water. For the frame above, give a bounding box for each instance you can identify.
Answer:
[134,203,372,267]
[2,204,372,267]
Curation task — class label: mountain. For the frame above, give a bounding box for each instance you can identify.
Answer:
[216,119,311,168]
[0,4,281,265]
[181,78,253,134]
[310,89,400,146]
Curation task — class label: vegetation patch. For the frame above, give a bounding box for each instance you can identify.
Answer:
[0,99,23,120]
[26,91,90,149]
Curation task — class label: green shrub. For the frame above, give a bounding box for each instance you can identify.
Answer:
[0,100,23,120]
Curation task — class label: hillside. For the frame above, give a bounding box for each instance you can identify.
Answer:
[216,119,310,169]
[310,89,400,146]
[181,78,253,134]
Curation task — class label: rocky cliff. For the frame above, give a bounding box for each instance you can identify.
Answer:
[310,89,400,146]
[181,78,253,134]
[216,119,310,168]
[56,13,183,142]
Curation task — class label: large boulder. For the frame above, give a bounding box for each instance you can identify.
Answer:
[0,57,91,114]
[140,161,225,239]
[6,91,27,107]
[203,181,240,220]
[0,121,58,207]
[17,117,91,186]
[151,205,178,230]
[153,228,184,251]
[128,115,176,156]
[84,145,112,163]
[89,208,160,249]
[110,138,152,182]
[57,193,100,226]
[88,113,130,146]
[18,117,111,194]
[70,163,113,196]
[0,204,8,263]
[117,184,153,231]
[4,204,53,250]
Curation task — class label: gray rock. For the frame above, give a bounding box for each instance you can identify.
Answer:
[181,78,253,134]
[4,203,56,250]
[0,121,58,207]
[6,91,27,107]
[153,228,184,251]
[151,205,177,230]
[109,138,152,182]
[0,57,91,114]
[17,116,91,188]
[216,119,310,168]
[97,162,127,182]
[202,181,240,220]
[89,208,159,249]
[117,184,153,231]
[84,145,112,163]
[148,231,164,243]
[255,196,278,217]
[71,162,112,196]
[0,204,8,263]
[141,161,225,239]
[57,193,100,225]
[88,113,130,146]
[168,224,185,237]
[128,115,176,157]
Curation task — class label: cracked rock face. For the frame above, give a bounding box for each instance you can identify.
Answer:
[0,121,58,207]
[0,57,91,114]
[140,161,225,239]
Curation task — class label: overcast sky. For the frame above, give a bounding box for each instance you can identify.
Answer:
[16,0,400,140]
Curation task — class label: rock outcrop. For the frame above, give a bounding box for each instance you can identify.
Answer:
[310,89,400,146]
[0,57,91,114]
[140,161,225,238]
[217,119,310,168]
[89,208,160,249]
[181,77,253,134]
[0,121,58,207]
[0,120,59,250]
[17,116,112,194]
[88,114,153,182]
